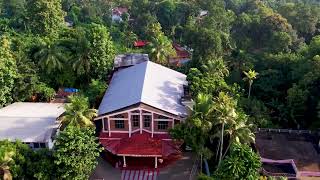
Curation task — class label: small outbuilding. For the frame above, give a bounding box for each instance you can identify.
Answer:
[114,53,149,70]
[0,102,65,149]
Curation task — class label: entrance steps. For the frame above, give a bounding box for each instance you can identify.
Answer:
[121,169,159,180]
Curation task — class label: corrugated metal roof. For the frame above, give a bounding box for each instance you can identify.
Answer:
[98,61,188,117]
[0,103,65,142]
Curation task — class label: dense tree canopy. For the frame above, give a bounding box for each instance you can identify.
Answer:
[0,35,16,107]
[214,143,261,180]
[26,0,65,36]
[54,126,101,180]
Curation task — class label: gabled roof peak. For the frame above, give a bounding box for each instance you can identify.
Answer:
[98,61,187,116]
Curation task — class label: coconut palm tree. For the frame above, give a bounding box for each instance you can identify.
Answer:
[201,57,229,78]
[67,33,91,76]
[222,112,255,159]
[212,92,237,166]
[61,95,97,128]
[148,36,175,65]
[34,40,67,73]
[0,150,14,180]
[191,93,214,173]
[243,69,259,98]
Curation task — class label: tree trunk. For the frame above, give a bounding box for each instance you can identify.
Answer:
[218,123,224,166]
[200,154,203,173]
[215,138,221,161]
[248,82,252,99]
[204,159,210,176]
[222,141,232,160]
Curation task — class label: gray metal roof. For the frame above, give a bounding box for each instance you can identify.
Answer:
[0,103,65,142]
[98,61,188,117]
[114,53,149,68]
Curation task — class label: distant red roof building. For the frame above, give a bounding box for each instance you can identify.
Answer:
[112,7,128,16]
[134,40,149,47]
[133,41,191,66]
[112,7,129,22]
[173,43,190,59]
[169,43,191,66]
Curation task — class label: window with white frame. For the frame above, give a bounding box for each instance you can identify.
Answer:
[33,142,40,149]
[115,120,125,129]
[40,143,46,148]
[144,115,151,127]
[132,115,139,127]
[158,121,169,130]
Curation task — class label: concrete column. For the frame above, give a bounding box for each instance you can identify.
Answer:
[172,118,174,128]
[102,118,105,131]
[140,110,143,134]
[123,156,127,167]
[128,112,132,137]
[155,157,158,168]
[151,113,154,138]
[108,118,111,137]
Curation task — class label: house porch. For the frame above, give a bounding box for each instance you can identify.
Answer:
[99,132,182,169]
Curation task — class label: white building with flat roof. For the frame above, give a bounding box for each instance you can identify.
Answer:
[0,102,65,149]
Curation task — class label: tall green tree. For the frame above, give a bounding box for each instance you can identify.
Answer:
[231,1,300,53]
[54,126,101,180]
[147,23,176,65]
[214,143,261,180]
[27,149,56,180]
[69,24,115,80]
[171,93,214,172]
[0,148,14,180]
[84,79,107,108]
[155,0,177,36]
[1,0,26,18]
[243,69,259,98]
[0,35,16,107]
[130,0,157,37]
[0,140,34,179]
[276,3,320,42]
[26,0,65,36]
[34,38,67,73]
[86,23,115,79]
[222,111,254,159]
[212,92,237,166]
[183,0,234,60]
[69,28,91,76]
[187,58,230,97]
[12,55,39,102]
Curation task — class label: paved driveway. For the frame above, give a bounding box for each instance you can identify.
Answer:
[90,152,196,180]
[158,152,195,180]
[90,157,121,180]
